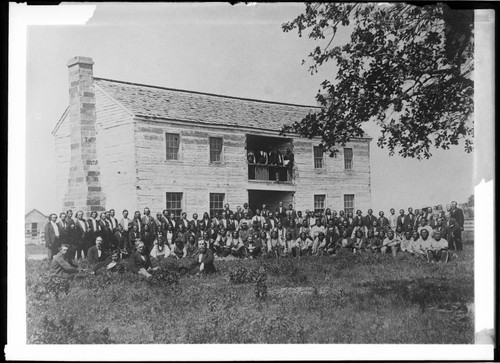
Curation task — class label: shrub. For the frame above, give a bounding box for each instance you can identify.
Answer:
[229,267,266,284]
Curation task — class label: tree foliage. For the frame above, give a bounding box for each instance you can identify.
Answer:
[281,3,474,159]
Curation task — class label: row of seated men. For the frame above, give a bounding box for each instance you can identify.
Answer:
[43,200,465,263]
[49,238,216,280]
[49,223,451,281]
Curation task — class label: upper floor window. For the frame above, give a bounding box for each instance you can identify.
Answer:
[166,133,180,160]
[344,147,353,170]
[313,146,324,169]
[209,137,223,163]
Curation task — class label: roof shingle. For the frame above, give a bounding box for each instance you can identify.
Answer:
[94,78,319,132]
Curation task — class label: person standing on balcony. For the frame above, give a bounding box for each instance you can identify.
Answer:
[247,150,256,164]
[257,149,268,165]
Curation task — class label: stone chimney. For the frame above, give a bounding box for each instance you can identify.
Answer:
[62,56,106,217]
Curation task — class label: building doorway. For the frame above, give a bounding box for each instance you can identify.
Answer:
[248,190,294,215]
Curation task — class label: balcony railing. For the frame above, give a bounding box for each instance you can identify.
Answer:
[248,163,292,183]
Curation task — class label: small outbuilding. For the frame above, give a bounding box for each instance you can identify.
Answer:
[25,209,48,245]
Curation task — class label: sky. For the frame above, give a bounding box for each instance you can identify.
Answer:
[25,3,475,215]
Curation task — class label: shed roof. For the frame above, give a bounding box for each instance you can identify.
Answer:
[93,77,320,132]
[25,209,48,220]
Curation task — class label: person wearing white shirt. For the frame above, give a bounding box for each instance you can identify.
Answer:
[428,231,449,263]
[388,208,398,231]
[310,218,326,239]
[150,232,171,259]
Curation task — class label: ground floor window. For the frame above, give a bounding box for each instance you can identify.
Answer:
[344,194,355,215]
[209,193,225,218]
[314,194,326,215]
[166,192,183,218]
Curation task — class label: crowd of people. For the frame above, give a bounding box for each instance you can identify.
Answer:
[44,200,466,279]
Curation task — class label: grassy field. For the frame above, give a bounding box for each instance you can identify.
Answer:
[25,246,474,344]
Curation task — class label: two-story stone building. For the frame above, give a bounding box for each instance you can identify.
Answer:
[52,56,372,218]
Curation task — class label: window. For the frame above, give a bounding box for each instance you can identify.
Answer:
[31,223,38,237]
[314,195,326,215]
[209,137,223,163]
[313,146,324,169]
[166,133,180,160]
[166,193,183,218]
[344,147,353,170]
[344,194,355,215]
[209,193,225,218]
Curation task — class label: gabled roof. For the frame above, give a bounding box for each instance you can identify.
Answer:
[93,77,320,132]
[25,208,48,219]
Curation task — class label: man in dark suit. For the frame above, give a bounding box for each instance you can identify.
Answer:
[449,201,465,251]
[377,211,390,229]
[64,210,77,258]
[396,209,408,232]
[87,236,109,266]
[87,211,101,250]
[266,211,279,231]
[242,203,253,219]
[129,224,142,246]
[99,212,112,251]
[108,209,119,234]
[44,213,61,260]
[276,201,287,224]
[443,213,461,251]
[57,212,70,247]
[353,210,364,229]
[179,212,190,230]
[223,204,233,219]
[407,207,416,230]
[363,209,377,228]
[74,210,89,260]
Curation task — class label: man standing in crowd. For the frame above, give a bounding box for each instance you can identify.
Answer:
[108,209,118,234]
[388,208,398,231]
[377,211,389,229]
[141,207,156,235]
[44,213,60,260]
[74,210,89,260]
[364,209,377,228]
[57,212,69,247]
[407,207,416,230]
[450,201,465,251]
[276,201,287,224]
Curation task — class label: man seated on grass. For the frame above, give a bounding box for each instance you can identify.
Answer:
[129,240,160,278]
[381,230,400,257]
[246,234,262,259]
[171,238,188,259]
[196,240,216,274]
[366,229,382,253]
[311,231,327,256]
[49,244,84,279]
[91,249,124,274]
[400,231,413,254]
[409,230,425,258]
[281,231,298,257]
[415,228,433,261]
[428,231,449,263]
[267,230,281,257]
[296,231,313,256]
[150,232,171,259]
[87,236,109,266]
[335,230,353,254]
[351,229,367,254]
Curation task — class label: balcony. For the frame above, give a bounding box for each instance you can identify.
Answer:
[246,133,294,184]
[248,163,292,183]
